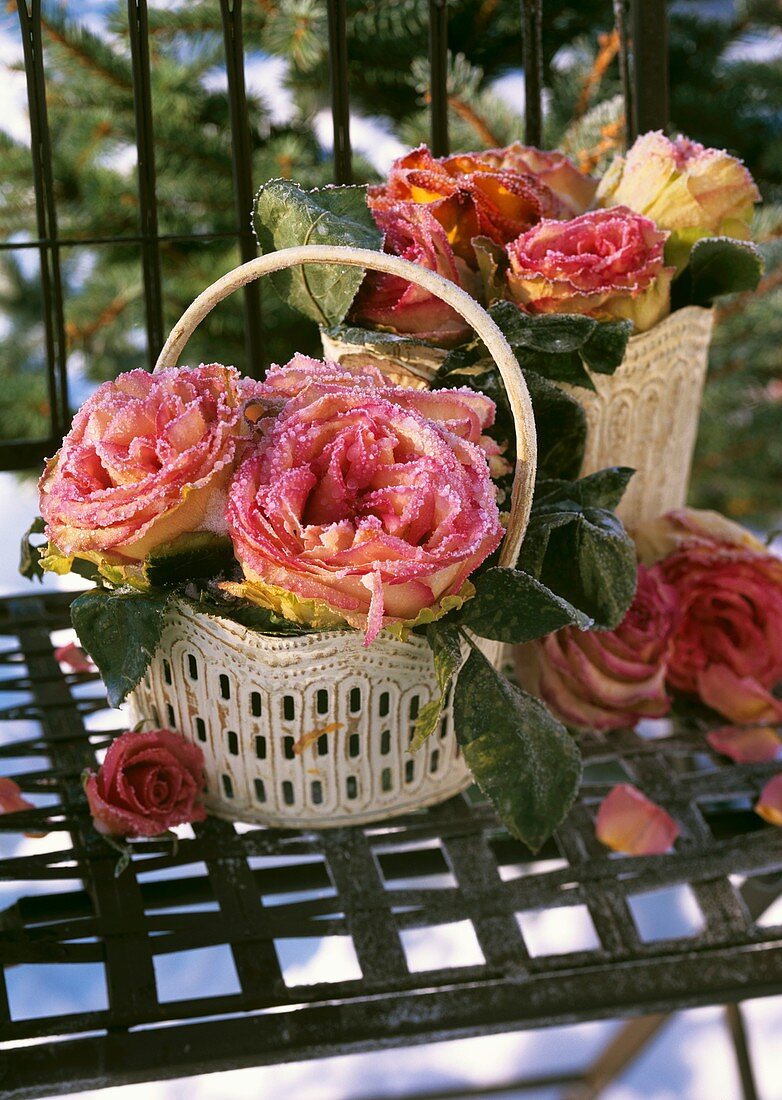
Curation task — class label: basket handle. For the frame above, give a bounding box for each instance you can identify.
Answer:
[154,245,537,569]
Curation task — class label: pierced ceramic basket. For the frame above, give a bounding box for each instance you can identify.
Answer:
[127,245,537,828]
[322,305,714,529]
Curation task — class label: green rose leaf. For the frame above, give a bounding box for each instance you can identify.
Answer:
[581,318,633,374]
[535,467,635,512]
[409,622,463,751]
[19,517,46,582]
[519,490,637,631]
[458,567,593,643]
[252,179,382,326]
[322,323,437,351]
[70,590,169,708]
[144,533,236,587]
[453,644,582,851]
[522,370,587,480]
[673,236,764,309]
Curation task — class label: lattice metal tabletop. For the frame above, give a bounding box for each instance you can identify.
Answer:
[1,592,781,1099]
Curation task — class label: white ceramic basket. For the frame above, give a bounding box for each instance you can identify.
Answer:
[127,245,537,828]
[322,305,714,529]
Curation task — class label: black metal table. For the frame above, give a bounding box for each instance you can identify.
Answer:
[1,592,781,1099]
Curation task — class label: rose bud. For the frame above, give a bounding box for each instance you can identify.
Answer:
[225,358,503,644]
[84,729,206,839]
[755,774,782,827]
[368,144,566,263]
[635,509,782,725]
[515,564,679,731]
[350,204,480,346]
[597,131,760,269]
[39,364,254,575]
[506,206,674,333]
[480,142,598,216]
[596,783,679,855]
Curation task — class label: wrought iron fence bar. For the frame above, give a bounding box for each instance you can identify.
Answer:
[127,0,165,370]
[613,0,632,148]
[521,0,543,147]
[0,439,63,471]
[15,0,70,444]
[429,0,450,156]
[629,0,669,138]
[327,0,352,184]
[220,0,264,376]
[0,232,243,251]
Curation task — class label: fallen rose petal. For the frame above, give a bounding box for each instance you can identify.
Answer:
[55,642,95,674]
[755,774,782,826]
[707,726,782,764]
[0,777,35,815]
[697,666,782,726]
[596,783,679,855]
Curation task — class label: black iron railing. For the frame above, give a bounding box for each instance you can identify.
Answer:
[4,0,667,471]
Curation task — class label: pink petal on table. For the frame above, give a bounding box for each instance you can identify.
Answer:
[596,783,679,855]
[0,777,34,815]
[755,774,782,826]
[54,642,95,673]
[707,726,782,764]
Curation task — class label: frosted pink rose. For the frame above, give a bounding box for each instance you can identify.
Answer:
[40,365,253,568]
[506,206,674,332]
[84,729,206,838]
[368,144,566,263]
[481,142,598,216]
[226,357,503,644]
[350,204,478,345]
[515,565,679,731]
[636,510,782,724]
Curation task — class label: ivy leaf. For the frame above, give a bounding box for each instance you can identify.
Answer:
[19,517,46,582]
[409,623,463,751]
[453,645,582,851]
[252,180,382,325]
[458,567,593,643]
[673,236,764,308]
[70,590,168,708]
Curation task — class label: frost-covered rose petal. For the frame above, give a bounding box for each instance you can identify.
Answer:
[598,131,760,268]
[227,359,503,644]
[596,784,679,854]
[516,565,678,731]
[350,204,479,345]
[40,365,253,570]
[84,728,206,838]
[481,142,598,216]
[756,774,782,827]
[634,510,782,725]
[368,144,566,262]
[506,207,673,332]
[707,726,782,764]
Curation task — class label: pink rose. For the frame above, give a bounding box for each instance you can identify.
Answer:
[636,510,782,724]
[368,144,566,263]
[84,729,206,838]
[515,565,679,731]
[506,206,674,332]
[39,364,253,570]
[480,142,598,216]
[226,357,503,644]
[350,204,479,345]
